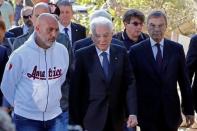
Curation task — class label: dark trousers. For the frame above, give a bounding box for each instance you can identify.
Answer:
[140,105,178,131]
[103,113,113,131]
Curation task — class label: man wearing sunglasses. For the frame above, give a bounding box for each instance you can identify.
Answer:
[9,6,33,37]
[113,9,148,51]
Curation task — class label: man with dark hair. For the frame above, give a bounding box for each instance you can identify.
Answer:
[113,9,148,51]
[57,1,86,46]
[129,10,194,131]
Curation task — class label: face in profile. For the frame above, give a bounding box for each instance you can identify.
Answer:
[147,16,167,42]
[36,17,59,49]
[92,25,113,51]
[124,17,143,38]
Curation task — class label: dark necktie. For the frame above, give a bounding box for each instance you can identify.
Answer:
[64,28,69,37]
[155,43,163,71]
[101,52,109,79]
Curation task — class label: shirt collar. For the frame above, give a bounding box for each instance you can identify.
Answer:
[150,37,164,47]
[95,46,110,56]
[59,22,71,33]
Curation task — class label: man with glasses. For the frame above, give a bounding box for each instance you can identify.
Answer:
[129,10,194,131]
[113,9,148,51]
[9,6,33,37]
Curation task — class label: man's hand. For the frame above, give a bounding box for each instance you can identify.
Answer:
[127,115,138,128]
[185,115,195,127]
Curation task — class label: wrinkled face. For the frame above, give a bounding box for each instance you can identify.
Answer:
[22,9,33,27]
[36,18,59,49]
[59,5,73,26]
[124,17,143,38]
[0,27,5,41]
[31,7,50,26]
[147,16,167,42]
[92,25,112,51]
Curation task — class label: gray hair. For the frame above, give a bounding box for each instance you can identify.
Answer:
[90,9,112,22]
[90,16,113,35]
[0,109,15,131]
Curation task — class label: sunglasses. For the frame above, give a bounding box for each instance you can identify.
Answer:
[130,22,143,26]
[23,15,31,19]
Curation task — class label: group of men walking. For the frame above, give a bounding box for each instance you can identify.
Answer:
[0,1,197,131]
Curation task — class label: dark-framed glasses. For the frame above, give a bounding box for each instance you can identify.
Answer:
[130,21,143,26]
[23,15,31,19]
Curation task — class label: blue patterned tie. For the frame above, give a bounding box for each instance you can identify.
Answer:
[156,43,163,72]
[101,52,109,79]
[64,28,69,37]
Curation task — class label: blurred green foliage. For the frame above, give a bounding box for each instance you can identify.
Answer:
[74,0,195,35]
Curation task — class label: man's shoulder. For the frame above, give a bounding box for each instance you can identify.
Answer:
[9,26,22,32]
[71,22,86,30]
[75,44,94,56]
[111,44,127,54]
[13,33,29,44]
[113,31,123,39]
[164,38,183,49]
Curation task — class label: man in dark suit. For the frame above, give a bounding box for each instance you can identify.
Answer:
[57,1,86,46]
[9,6,33,37]
[186,34,197,113]
[129,10,194,131]
[69,17,137,131]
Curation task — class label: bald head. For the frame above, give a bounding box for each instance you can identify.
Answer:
[31,2,50,26]
[35,13,59,49]
[36,13,58,26]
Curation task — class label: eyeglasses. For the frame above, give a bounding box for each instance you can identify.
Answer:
[23,15,31,19]
[130,21,143,26]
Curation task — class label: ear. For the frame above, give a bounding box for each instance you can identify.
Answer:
[35,24,40,33]
[123,22,127,27]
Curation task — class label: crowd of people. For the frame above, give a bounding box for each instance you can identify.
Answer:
[0,0,197,131]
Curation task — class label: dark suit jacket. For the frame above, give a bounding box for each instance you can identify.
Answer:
[8,26,23,37]
[129,38,194,129]
[70,44,137,131]
[71,22,86,44]
[0,45,8,105]
[186,34,197,111]
[72,37,125,53]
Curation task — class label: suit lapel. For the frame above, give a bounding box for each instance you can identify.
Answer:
[144,40,161,78]
[108,45,117,82]
[162,39,170,72]
[71,23,77,43]
[89,45,107,81]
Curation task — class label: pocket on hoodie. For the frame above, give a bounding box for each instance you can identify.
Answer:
[32,85,47,111]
